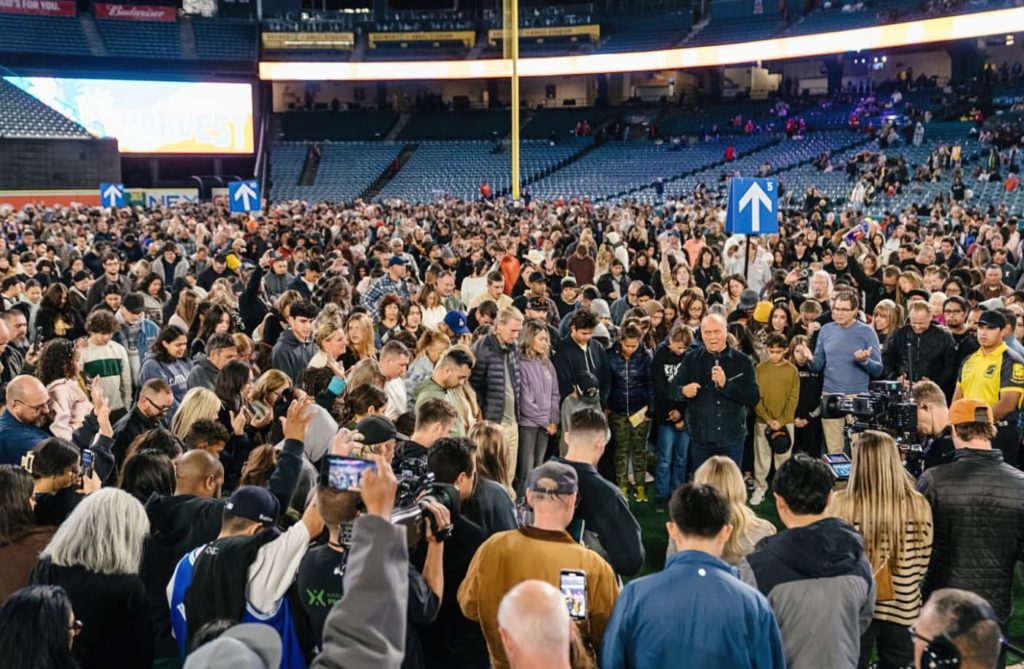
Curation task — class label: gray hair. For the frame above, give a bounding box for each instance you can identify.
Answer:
[42,488,150,576]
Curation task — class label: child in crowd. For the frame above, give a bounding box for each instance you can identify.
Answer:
[607,322,653,502]
[751,333,799,506]
[789,334,824,458]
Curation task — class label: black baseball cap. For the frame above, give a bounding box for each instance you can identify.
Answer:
[528,271,545,284]
[225,486,280,526]
[977,310,1008,329]
[355,416,397,445]
[122,293,145,315]
[526,297,547,311]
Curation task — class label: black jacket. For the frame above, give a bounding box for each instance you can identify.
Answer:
[469,334,521,424]
[669,345,759,445]
[882,324,956,391]
[916,448,1024,623]
[31,558,153,669]
[553,336,611,408]
[552,457,645,576]
[112,407,168,469]
[651,341,687,425]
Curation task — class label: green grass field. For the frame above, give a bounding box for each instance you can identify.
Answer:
[625,497,1024,648]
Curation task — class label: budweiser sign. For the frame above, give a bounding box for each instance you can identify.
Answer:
[0,0,75,16]
[95,3,175,21]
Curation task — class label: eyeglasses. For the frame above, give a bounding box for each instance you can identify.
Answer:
[144,396,172,414]
[16,398,52,412]
[69,620,83,636]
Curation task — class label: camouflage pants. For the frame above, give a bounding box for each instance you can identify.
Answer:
[611,413,649,487]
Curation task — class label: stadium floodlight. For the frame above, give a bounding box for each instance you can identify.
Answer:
[259,6,1024,81]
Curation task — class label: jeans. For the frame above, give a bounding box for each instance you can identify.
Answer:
[516,425,550,496]
[655,423,689,500]
[858,619,913,669]
[688,437,744,475]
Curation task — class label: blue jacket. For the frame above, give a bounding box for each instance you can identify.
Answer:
[0,410,50,465]
[607,342,654,417]
[139,355,194,418]
[601,550,785,669]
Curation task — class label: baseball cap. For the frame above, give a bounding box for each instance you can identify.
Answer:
[738,289,758,311]
[387,256,407,267]
[224,486,280,526]
[355,415,396,445]
[183,623,282,669]
[122,293,145,315]
[525,297,547,311]
[443,310,470,335]
[528,271,545,284]
[753,301,772,324]
[525,461,578,496]
[977,310,1007,329]
[948,398,994,426]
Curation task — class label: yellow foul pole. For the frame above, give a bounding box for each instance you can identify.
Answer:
[504,0,520,199]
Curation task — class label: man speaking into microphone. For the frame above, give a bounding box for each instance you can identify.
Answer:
[670,314,760,473]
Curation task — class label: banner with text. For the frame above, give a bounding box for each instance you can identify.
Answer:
[94,3,175,21]
[368,30,475,48]
[487,24,600,45]
[262,31,355,50]
[0,0,74,16]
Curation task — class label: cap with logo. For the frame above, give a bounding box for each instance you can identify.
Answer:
[525,297,547,311]
[443,310,470,335]
[224,486,280,526]
[574,370,599,397]
[525,461,578,496]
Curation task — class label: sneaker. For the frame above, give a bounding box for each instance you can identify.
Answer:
[635,485,649,503]
[744,475,755,495]
[749,489,766,506]
[653,498,668,512]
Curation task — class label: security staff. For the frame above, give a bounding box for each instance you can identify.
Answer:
[952,309,1024,466]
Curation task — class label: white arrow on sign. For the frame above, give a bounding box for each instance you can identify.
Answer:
[233,182,257,210]
[102,184,121,207]
[738,181,773,232]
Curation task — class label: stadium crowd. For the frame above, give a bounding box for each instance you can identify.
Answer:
[0,181,1021,669]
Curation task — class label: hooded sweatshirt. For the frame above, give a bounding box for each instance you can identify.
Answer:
[738,517,875,669]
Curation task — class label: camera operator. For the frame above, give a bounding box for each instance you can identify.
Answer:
[421,437,490,668]
[393,399,458,479]
[916,399,1024,632]
[913,380,955,471]
[297,452,450,669]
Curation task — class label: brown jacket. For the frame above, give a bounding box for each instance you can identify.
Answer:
[0,527,55,604]
[457,525,619,669]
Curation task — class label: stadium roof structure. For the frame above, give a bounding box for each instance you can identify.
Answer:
[260,6,1024,81]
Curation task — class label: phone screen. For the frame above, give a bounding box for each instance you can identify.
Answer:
[559,570,587,620]
[823,453,851,480]
[322,456,376,491]
[81,449,94,476]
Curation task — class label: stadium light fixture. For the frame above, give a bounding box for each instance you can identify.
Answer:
[259,7,1024,81]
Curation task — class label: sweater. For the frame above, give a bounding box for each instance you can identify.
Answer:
[517,356,560,428]
[754,360,800,424]
[809,319,884,394]
[81,340,132,412]
[46,378,92,442]
[139,355,195,418]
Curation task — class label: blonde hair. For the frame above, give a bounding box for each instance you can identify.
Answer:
[175,289,200,328]
[517,319,551,359]
[314,320,344,349]
[345,312,377,361]
[171,387,222,439]
[694,456,774,560]
[346,357,385,392]
[469,420,513,498]
[415,330,450,358]
[872,299,904,337]
[830,430,933,573]
[250,369,291,407]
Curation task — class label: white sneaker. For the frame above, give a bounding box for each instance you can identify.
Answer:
[749,489,766,506]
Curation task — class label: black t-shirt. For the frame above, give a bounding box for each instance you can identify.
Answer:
[297,545,347,648]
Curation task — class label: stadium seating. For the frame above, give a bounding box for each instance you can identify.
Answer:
[192,18,258,60]
[0,14,91,55]
[0,79,92,139]
[685,14,783,47]
[96,18,181,59]
[397,111,511,141]
[596,13,692,52]
[379,139,586,201]
[271,141,403,202]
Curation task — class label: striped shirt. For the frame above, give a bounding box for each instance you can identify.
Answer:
[853,520,933,625]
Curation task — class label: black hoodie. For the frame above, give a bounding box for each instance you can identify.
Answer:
[141,437,306,659]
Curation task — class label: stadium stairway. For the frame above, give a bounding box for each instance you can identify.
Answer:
[179,17,198,59]
[385,114,411,141]
[361,143,418,200]
[79,15,110,57]
[299,146,321,186]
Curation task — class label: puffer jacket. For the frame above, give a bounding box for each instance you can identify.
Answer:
[916,448,1024,623]
[469,334,521,424]
[607,341,654,417]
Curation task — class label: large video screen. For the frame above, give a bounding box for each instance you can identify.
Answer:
[4,77,254,154]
